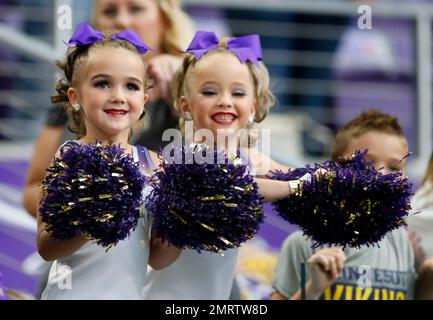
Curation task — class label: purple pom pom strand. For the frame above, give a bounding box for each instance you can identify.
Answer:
[39,141,146,249]
[145,144,264,253]
[269,150,413,248]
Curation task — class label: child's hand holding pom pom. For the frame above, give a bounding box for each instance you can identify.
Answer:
[39,141,146,250]
[270,150,413,248]
[145,144,264,253]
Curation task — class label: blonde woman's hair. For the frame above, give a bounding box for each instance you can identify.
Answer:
[92,0,194,56]
[158,0,195,55]
[172,39,275,132]
[51,30,149,139]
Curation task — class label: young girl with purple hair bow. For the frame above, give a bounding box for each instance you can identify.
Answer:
[37,23,179,300]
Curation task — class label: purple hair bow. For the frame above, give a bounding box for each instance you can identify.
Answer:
[185,31,263,66]
[66,23,153,54]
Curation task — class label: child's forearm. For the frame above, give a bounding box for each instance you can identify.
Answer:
[37,229,88,261]
[148,237,181,270]
[255,178,293,203]
[290,281,323,300]
[37,213,88,261]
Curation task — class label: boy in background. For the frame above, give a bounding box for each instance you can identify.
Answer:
[272,109,433,300]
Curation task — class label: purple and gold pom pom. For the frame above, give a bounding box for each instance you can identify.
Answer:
[145,144,264,253]
[39,141,146,249]
[270,150,413,248]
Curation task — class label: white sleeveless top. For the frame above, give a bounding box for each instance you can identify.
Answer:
[42,146,152,300]
[142,147,254,300]
[143,248,239,300]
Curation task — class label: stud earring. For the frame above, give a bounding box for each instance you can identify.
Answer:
[248,115,255,128]
[72,104,81,112]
